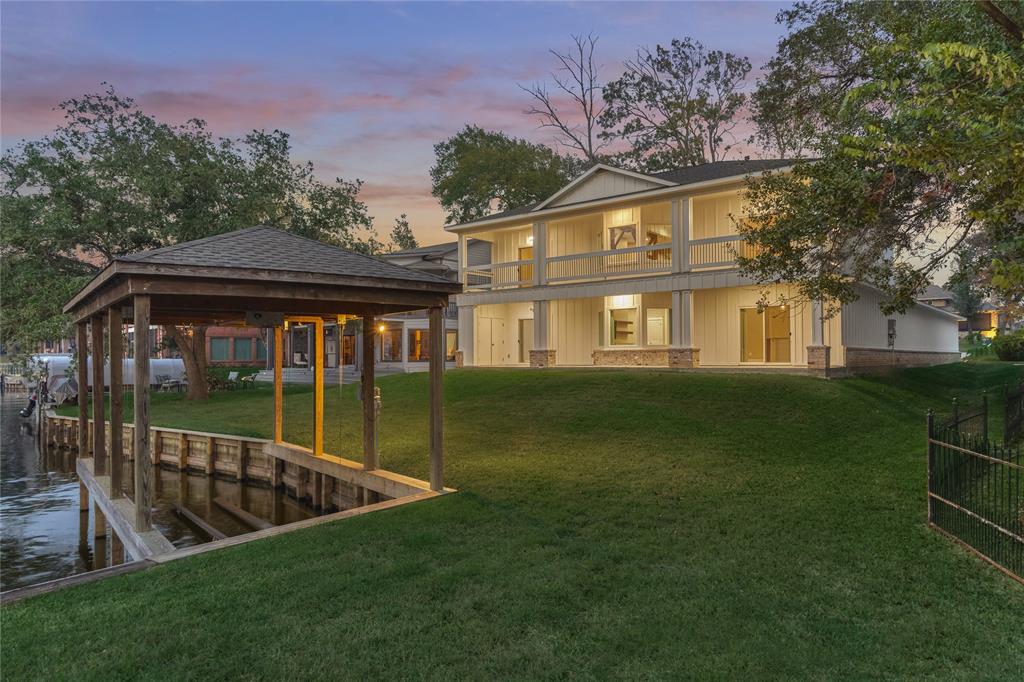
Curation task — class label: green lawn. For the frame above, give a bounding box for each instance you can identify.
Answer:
[9,363,1024,679]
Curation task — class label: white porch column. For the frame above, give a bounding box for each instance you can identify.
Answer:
[530,299,555,368]
[400,320,410,371]
[669,290,699,368]
[671,197,691,273]
[808,299,831,377]
[532,221,547,286]
[456,303,474,368]
[457,234,468,286]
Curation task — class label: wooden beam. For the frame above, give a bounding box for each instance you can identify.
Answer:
[90,316,107,476]
[361,315,377,471]
[133,295,153,531]
[108,308,124,497]
[428,306,444,492]
[314,318,324,457]
[76,322,89,458]
[274,326,283,443]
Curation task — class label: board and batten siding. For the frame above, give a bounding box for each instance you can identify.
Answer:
[551,297,603,365]
[482,227,532,264]
[548,170,663,208]
[547,214,602,258]
[842,286,959,352]
[691,193,747,240]
[693,285,844,367]
[474,301,533,364]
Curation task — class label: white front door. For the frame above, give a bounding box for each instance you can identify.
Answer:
[477,318,506,365]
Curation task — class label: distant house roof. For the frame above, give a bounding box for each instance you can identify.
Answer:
[118,225,452,286]
[916,284,955,301]
[386,241,459,257]
[446,158,800,230]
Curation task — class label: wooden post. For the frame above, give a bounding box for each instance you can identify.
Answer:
[93,502,107,538]
[76,322,89,457]
[179,433,189,471]
[274,326,283,442]
[90,316,107,475]
[108,308,123,497]
[133,295,153,531]
[314,318,324,457]
[429,306,444,492]
[79,481,88,512]
[110,533,125,565]
[361,315,377,471]
[206,436,216,475]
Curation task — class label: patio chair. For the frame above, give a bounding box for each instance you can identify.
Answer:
[239,374,256,389]
[226,371,239,390]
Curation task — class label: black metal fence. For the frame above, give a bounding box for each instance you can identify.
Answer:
[927,412,1023,583]
[938,395,990,442]
[1005,380,1023,444]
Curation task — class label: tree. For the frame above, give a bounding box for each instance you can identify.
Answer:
[521,33,608,164]
[599,37,752,171]
[430,125,583,224]
[739,1,1024,316]
[1,86,378,399]
[389,214,418,251]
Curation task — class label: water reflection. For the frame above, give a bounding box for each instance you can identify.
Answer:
[0,395,318,591]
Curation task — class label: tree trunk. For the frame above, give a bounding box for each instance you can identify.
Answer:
[163,325,210,400]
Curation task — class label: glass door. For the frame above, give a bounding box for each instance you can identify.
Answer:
[740,306,791,363]
[765,306,791,363]
[518,246,533,286]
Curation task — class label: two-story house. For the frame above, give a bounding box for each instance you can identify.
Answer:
[447,160,962,374]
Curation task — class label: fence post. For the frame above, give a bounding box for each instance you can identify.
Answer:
[1005,382,1011,445]
[981,391,989,451]
[926,410,934,526]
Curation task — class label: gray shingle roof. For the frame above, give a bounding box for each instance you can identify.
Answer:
[650,158,798,184]
[118,225,453,286]
[916,284,955,301]
[448,158,801,229]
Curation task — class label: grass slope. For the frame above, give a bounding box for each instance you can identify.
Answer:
[10,363,1024,679]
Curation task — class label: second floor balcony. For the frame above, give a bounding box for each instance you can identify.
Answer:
[461,194,757,292]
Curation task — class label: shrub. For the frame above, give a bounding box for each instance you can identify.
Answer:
[992,329,1024,361]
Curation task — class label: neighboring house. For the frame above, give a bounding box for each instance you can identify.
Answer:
[914,285,1006,338]
[205,326,267,366]
[271,241,489,373]
[446,160,963,373]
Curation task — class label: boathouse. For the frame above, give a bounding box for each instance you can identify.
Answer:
[62,226,462,560]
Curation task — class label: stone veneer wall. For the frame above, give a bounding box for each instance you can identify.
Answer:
[592,348,669,366]
[529,349,557,368]
[844,347,960,371]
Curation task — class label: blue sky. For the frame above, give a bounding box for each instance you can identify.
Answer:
[2,1,792,243]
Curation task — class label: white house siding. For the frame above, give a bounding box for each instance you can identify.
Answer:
[692,193,748,240]
[485,227,533,264]
[474,301,533,365]
[693,285,844,367]
[842,286,959,353]
[549,171,663,207]
[551,297,603,364]
[547,214,602,257]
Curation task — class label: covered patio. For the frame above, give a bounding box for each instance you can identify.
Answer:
[62,226,462,560]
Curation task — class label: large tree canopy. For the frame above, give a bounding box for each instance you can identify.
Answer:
[739,1,1023,315]
[1,87,379,397]
[599,37,751,171]
[430,125,583,225]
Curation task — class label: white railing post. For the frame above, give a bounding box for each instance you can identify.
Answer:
[533,222,547,286]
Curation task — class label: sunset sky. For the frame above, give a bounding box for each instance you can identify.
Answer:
[2,1,791,245]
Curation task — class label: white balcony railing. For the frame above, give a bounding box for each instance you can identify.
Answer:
[545,244,672,283]
[464,259,534,291]
[462,236,755,291]
[689,235,757,269]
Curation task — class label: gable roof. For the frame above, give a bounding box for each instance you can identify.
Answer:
[447,158,800,231]
[534,163,675,211]
[118,225,451,286]
[916,284,955,301]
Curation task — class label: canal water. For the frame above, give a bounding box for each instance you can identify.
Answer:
[1,393,318,592]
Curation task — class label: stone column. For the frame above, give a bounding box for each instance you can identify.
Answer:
[669,290,700,368]
[456,303,474,368]
[529,300,556,367]
[807,299,831,377]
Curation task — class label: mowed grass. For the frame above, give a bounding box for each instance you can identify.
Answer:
[10,363,1024,679]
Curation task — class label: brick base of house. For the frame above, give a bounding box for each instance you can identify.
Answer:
[530,349,557,368]
[844,347,960,372]
[668,347,700,369]
[454,350,465,368]
[806,345,831,378]
[591,348,669,366]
